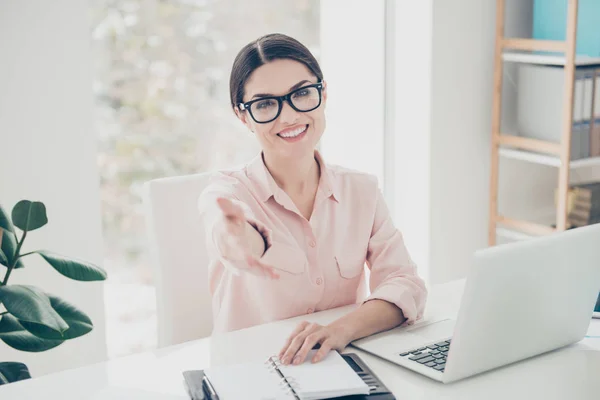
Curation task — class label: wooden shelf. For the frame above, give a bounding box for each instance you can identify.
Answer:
[496,134,561,155]
[489,0,587,245]
[495,215,556,236]
[496,227,535,241]
[495,206,564,241]
[495,210,582,242]
[502,51,600,67]
[499,148,600,168]
[502,38,566,53]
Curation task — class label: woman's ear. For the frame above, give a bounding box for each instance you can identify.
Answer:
[234,108,253,132]
[322,80,328,103]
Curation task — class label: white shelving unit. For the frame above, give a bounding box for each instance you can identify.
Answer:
[502,51,600,67]
[499,147,600,168]
[495,208,556,242]
[499,50,600,178]
[488,0,600,245]
[496,227,535,241]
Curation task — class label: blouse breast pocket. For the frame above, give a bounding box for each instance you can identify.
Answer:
[334,242,368,279]
[263,242,307,276]
[334,255,365,280]
[329,252,368,308]
[256,243,309,312]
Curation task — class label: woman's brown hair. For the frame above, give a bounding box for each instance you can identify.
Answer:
[229,33,323,111]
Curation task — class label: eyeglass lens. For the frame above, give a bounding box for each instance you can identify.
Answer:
[250,86,320,123]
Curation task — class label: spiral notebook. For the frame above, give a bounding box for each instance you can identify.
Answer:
[201,350,370,400]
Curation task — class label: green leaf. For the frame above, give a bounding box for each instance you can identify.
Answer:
[0,362,31,385]
[0,286,68,334]
[37,251,107,281]
[0,230,24,269]
[20,295,93,340]
[0,204,14,233]
[0,247,7,266]
[0,314,63,352]
[11,200,48,232]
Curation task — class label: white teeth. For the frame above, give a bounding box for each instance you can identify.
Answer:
[279,126,306,138]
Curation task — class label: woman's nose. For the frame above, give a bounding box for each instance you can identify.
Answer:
[278,100,299,124]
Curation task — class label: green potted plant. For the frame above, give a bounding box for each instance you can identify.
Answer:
[0,200,107,385]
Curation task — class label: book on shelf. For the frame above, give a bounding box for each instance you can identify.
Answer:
[555,181,600,227]
[555,181,600,203]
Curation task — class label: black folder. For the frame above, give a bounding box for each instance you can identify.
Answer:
[183,352,395,400]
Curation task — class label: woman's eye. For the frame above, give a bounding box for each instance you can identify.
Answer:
[256,100,275,110]
[293,89,310,98]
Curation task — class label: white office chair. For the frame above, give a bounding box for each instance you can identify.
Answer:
[143,172,214,347]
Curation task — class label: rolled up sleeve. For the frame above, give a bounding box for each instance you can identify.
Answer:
[364,187,428,325]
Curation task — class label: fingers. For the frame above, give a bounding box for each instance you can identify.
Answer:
[216,197,245,221]
[246,255,279,279]
[217,199,246,237]
[215,198,278,280]
[280,323,322,365]
[311,339,333,363]
[291,330,327,365]
[279,321,310,360]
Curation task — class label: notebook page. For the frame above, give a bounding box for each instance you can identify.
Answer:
[278,350,369,400]
[204,361,294,400]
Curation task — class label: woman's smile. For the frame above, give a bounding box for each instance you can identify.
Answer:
[277,124,308,142]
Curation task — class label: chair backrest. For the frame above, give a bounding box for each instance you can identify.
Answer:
[143,172,213,347]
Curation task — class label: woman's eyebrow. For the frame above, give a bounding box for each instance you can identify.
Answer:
[251,80,312,99]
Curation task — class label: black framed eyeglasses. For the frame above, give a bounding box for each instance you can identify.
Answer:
[238,82,323,124]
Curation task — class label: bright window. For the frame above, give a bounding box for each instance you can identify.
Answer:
[91,0,321,358]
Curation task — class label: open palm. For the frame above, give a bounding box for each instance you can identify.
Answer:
[216,197,279,279]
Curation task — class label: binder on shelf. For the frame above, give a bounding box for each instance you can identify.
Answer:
[591,118,600,157]
[570,70,591,160]
[579,120,591,159]
[516,66,598,161]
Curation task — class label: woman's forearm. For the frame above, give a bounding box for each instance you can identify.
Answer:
[327,299,406,345]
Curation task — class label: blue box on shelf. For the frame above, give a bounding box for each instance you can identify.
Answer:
[533,0,600,57]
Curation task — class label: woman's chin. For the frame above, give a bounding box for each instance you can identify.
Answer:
[277,143,314,159]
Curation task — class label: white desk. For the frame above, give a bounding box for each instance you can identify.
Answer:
[1,279,599,399]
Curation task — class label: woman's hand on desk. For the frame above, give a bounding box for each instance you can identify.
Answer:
[278,321,352,366]
[215,197,279,279]
[278,300,407,365]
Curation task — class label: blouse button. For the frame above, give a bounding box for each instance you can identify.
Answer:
[307,308,314,314]
[316,278,323,285]
[309,240,316,248]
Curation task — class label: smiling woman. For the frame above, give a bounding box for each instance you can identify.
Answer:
[198,33,427,366]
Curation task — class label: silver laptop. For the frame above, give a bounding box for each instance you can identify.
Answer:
[352,223,600,383]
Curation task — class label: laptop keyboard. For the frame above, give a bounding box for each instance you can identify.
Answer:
[399,339,451,373]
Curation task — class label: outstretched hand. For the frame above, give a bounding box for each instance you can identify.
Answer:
[215,197,279,279]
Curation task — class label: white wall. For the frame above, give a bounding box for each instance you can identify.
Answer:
[391,0,433,283]
[427,0,546,283]
[428,0,499,284]
[319,0,385,186]
[0,0,107,377]
[391,0,559,285]
[321,0,498,285]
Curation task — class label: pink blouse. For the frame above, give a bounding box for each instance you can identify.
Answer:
[198,151,427,333]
